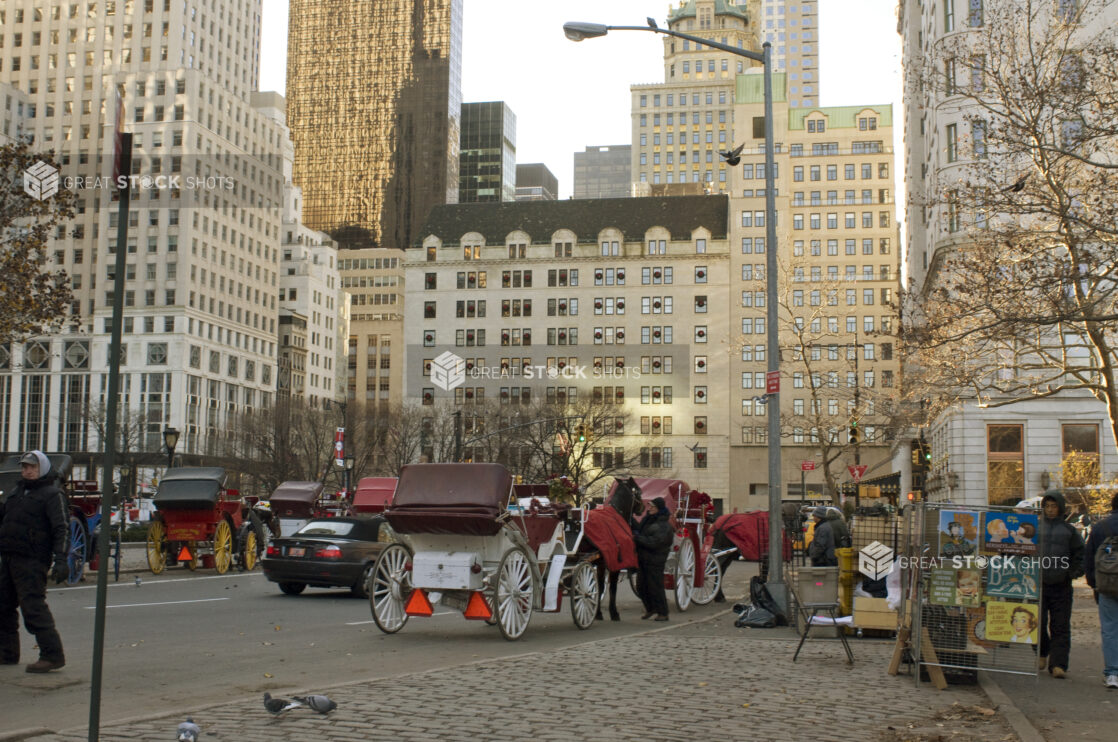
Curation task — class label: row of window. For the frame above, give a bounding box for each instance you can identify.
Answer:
[792,212,891,229]
[639,90,730,109]
[791,190,890,206]
[792,163,889,181]
[423,266,713,290]
[790,287,893,307]
[793,238,892,256]
[791,265,893,281]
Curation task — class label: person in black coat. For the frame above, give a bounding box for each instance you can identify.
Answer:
[0,451,69,673]
[1038,491,1085,678]
[634,497,674,621]
[808,506,838,567]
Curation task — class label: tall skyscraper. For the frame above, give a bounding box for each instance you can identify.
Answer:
[0,0,284,460]
[630,1,762,195]
[286,0,463,250]
[758,0,820,108]
[459,101,516,203]
[573,146,632,199]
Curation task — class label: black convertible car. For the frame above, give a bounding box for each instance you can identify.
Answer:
[262,517,388,597]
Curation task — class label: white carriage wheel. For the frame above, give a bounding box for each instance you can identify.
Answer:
[569,561,599,630]
[496,548,534,641]
[370,543,412,634]
[691,551,723,606]
[673,538,696,611]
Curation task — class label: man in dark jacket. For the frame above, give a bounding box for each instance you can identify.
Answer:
[808,506,837,567]
[826,507,852,549]
[634,496,674,621]
[1085,492,1118,688]
[1038,491,1085,679]
[0,451,69,673]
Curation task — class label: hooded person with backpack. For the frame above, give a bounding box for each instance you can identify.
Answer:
[1038,491,1085,679]
[1085,492,1118,689]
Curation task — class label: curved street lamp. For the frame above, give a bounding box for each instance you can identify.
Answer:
[564,18,784,608]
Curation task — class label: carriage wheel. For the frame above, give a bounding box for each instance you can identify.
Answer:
[691,552,723,606]
[241,529,259,571]
[495,547,534,641]
[66,517,87,585]
[370,543,412,634]
[183,541,199,571]
[146,519,167,575]
[212,520,233,574]
[673,538,696,611]
[569,561,599,630]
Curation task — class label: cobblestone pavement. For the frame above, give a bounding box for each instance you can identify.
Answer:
[35,614,1019,742]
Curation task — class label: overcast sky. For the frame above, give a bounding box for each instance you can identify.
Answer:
[257,0,903,200]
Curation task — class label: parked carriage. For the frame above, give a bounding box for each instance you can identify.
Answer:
[369,463,600,641]
[351,477,397,516]
[146,467,263,574]
[0,454,121,585]
[610,477,723,611]
[265,481,328,538]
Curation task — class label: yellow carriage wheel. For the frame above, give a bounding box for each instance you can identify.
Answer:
[184,541,199,571]
[213,520,233,574]
[242,529,258,571]
[146,519,166,575]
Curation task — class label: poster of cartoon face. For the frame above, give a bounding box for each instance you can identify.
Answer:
[984,601,1039,644]
[955,569,982,606]
[981,512,1039,555]
[938,510,979,557]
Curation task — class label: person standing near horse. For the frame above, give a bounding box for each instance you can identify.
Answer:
[634,496,674,621]
[808,506,838,567]
[0,451,69,673]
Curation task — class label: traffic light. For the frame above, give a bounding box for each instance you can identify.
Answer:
[575,424,586,442]
[911,439,921,466]
[848,419,860,445]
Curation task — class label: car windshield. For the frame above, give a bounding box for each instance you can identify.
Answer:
[295,521,356,537]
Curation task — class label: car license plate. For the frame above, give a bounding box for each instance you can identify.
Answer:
[288,547,305,557]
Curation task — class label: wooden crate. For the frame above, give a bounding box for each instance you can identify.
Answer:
[854,596,897,630]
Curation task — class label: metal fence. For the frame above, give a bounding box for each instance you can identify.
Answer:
[908,502,1041,680]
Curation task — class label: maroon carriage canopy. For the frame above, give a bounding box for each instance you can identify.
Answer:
[608,477,690,511]
[707,511,794,561]
[352,477,397,514]
[385,463,512,536]
[268,481,323,506]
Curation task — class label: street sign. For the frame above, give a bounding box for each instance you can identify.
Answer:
[848,464,868,482]
[801,461,816,471]
[765,370,780,394]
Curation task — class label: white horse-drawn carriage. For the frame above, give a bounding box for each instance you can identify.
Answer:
[368,463,601,640]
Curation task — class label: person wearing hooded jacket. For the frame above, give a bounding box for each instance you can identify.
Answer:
[808,506,838,566]
[0,451,69,673]
[826,507,852,550]
[1038,490,1085,679]
[634,496,674,621]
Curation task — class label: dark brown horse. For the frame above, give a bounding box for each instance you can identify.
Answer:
[582,476,643,621]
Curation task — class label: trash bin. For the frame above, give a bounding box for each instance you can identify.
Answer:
[796,566,839,606]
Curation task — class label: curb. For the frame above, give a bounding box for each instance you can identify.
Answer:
[0,728,52,742]
[978,672,1047,742]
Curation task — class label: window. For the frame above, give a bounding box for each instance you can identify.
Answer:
[944,0,955,32]
[968,0,983,27]
[1062,423,1099,483]
[946,124,958,162]
[972,120,987,159]
[987,424,1024,506]
[945,58,957,95]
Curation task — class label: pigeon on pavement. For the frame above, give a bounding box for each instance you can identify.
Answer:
[176,717,201,742]
[292,694,337,714]
[263,692,302,715]
[134,575,142,587]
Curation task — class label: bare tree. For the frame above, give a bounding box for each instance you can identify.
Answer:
[0,141,75,344]
[769,258,903,501]
[904,0,1118,455]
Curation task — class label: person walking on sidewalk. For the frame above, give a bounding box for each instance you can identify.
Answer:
[634,496,674,622]
[1038,491,1085,679]
[1085,492,1118,689]
[808,506,838,567]
[0,451,69,673]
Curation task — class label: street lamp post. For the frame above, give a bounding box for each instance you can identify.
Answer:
[344,455,355,500]
[564,20,785,609]
[119,463,131,507]
[162,426,180,471]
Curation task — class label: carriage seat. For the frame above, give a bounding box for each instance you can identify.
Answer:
[508,503,571,554]
[384,463,511,537]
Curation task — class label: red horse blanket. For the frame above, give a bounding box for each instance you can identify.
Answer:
[584,506,638,571]
[706,512,793,561]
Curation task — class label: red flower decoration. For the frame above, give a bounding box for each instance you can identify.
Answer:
[595,270,603,280]
[617,271,625,280]
[696,420,706,429]
[696,270,706,279]
[595,331,603,339]
[595,300,603,309]
[696,390,706,398]
[617,331,625,339]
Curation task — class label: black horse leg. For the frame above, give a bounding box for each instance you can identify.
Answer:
[609,570,620,621]
[714,555,732,602]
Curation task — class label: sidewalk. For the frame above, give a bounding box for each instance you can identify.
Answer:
[987,582,1115,741]
[24,607,1022,742]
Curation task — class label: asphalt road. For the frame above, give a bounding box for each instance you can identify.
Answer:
[0,561,755,735]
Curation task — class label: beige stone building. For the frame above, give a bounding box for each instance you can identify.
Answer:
[338,250,404,412]
[730,73,901,508]
[405,196,735,508]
